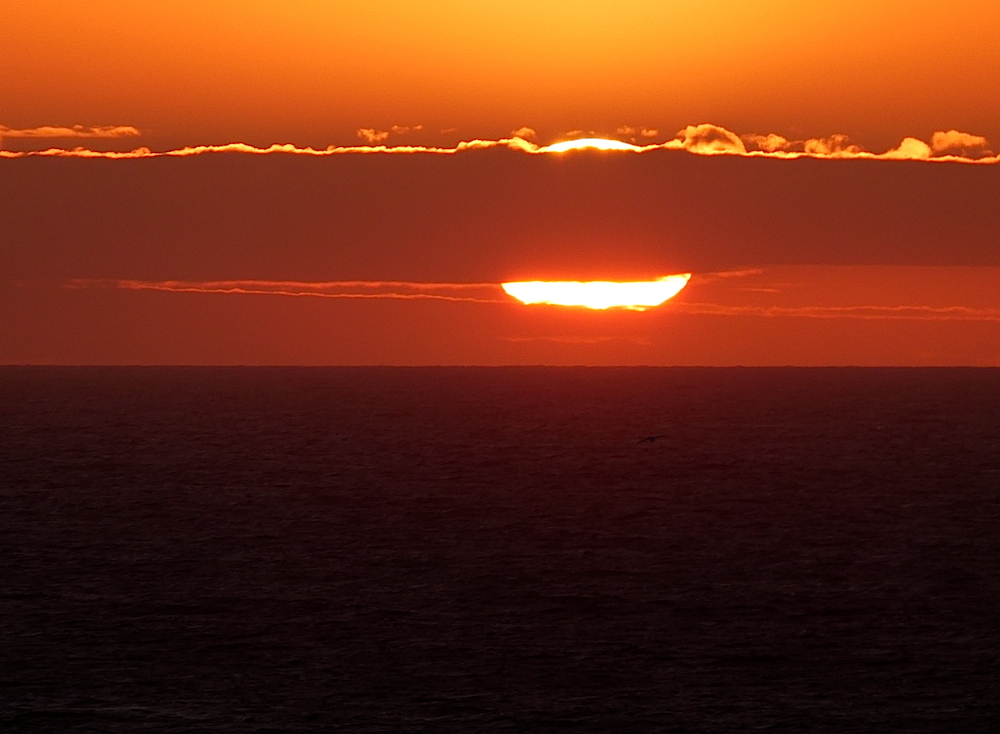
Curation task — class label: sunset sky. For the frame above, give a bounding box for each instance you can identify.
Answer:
[3,0,998,365]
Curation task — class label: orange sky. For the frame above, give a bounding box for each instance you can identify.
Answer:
[4,0,1000,150]
[2,1,999,365]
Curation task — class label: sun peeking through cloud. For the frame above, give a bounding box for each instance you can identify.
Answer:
[539,138,643,153]
[501,275,691,311]
[3,124,996,163]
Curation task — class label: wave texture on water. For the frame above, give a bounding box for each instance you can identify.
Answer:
[1,367,998,732]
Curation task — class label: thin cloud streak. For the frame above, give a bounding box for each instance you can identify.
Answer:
[502,336,654,345]
[676,303,1000,322]
[110,279,502,291]
[67,279,507,304]
[0,124,140,140]
[690,269,767,284]
[3,124,997,164]
[64,279,1000,322]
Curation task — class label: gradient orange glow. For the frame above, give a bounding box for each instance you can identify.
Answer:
[5,1,1000,151]
[4,1,999,366]
[502,276,691,311]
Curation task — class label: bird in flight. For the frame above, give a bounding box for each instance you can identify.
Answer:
[637,435,668,444]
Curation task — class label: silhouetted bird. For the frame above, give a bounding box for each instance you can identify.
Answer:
[637,435,668,444]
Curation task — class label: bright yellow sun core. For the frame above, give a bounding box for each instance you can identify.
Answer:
[501,274,691,310]
[539,138,642,153]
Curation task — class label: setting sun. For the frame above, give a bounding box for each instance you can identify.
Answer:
[501,274,691,310]
[539,138,643,153]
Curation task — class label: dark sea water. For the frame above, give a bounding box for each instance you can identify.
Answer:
[1,367,998,733]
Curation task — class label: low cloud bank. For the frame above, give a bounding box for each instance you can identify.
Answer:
[3,123,996,164]
[739,126,993,161]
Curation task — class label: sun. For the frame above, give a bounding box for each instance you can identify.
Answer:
[501,274,691,310]
[539,138,643,153]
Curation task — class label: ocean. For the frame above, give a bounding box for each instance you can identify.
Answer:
[1,367,998,732]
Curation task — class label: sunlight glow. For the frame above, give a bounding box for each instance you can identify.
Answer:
[501,274,691,310]
[539,138,642,153]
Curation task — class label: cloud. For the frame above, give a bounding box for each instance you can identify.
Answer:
[690,269,767,284]
[930,130,993,158]
[510,126,537,141]
[616,125,659,140]
[502,335,652,345]
[802,134,864,156]
[671,124,747,155]
[62,277,1000,323]
[2,124,997,164]
[0,124,140,140]
[356,125,424,143]
[68,279,507,304]
[0,124,140,149]
[884,136,933,159]
[675,303,1000,322]
[356,128,390,144]
[743,132,864,156]
[741,133,791,153]
[740,128,996,162]
[0,139,521,159]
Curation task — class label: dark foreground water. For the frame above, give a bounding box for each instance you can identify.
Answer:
[1,367,998,733]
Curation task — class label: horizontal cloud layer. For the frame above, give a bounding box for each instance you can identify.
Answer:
[0,124,140,141]
[675,303,1000,322]
[2,124,996,164]
[68,279,506,304]
[65,277,1000,322]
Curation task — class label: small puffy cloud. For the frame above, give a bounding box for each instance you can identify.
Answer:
[885,137,933,159]
[929,130,992,158]
[510,126,537,141]
[356,125,423,144]
[743,132,863,157]
[673,124,746,155]
[741,133,793,152]
[356,128,390,144]
[803,134,863,156]
[617,125,659,141]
